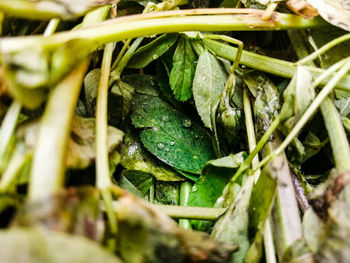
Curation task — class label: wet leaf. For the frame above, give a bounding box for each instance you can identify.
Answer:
[0,228,122,262]
[119,124,183,181]
[131,93,216,174]
[169,37,196,101]
[128,34,178,69]
[193,49,228,130]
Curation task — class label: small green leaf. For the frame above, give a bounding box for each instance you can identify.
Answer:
[128,34,178,69]
[169,38,196,101]
[155,181,180,205]
[193,50,228,129]
[188,152,246,209]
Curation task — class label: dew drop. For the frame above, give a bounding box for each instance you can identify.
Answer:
[153,54,159,60]
[157,142,165,150]
[162,116,169,122]
[170,140,175,146]
[165,148,169,152]
[192,186,198,192]
[182,119,192,128]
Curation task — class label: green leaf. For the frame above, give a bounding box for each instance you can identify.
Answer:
[128,34,178,69]
[188,152,246,209]
[0,228,122,263]
[119,124,183,181]
[193,49,228,130]
[169,38,196,101]
[131,95,216,174]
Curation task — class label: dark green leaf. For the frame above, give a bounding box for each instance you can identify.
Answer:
[131,96,216,174]
[193,49,227,130]
[169,38,196,101]
[155,181,179,205]
[128,34,178,69]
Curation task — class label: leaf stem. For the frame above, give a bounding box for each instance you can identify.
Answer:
[43,18,60,37]
[155,205,227,220]
[179,181,192,229]
[29,61,89,202]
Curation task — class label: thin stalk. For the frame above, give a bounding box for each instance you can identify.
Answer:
[43,18,60,37]
[243,87,260,178]
[111,39,131,71]
[148,183,155,203]
[0,146,31,193]
[96,42,118,236]
[110,37,143,81]
[298,33,350,65]
[29,61,89,201]
[154,205,227,220]
[179,182,192,229]
[203,39,350,91]
[243,87,277,263]
[256,59,350,172]
[0,11,324,54]
[0,101,21,172]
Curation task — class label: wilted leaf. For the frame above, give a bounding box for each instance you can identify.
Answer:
[0,0,117,20]
[306,0,350,31]
[287,0,318,19]
[67,115,124,169]
[116,192,236,263]
[193,50,227,130]
[128,34,178,69]
[169,37,196,101]
[211,176,255,263]
[0,228,122,262]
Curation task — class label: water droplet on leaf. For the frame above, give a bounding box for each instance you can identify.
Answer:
[170,140,175,146]
[182,119,192,128]
[157,142,165,150]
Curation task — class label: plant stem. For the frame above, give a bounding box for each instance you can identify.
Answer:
[29,61,89,202]
[203,39,350,91]
[111,39,131,71]
[110,38,143,81]
[155,205,227,220]
[43,18,60,37]
[28,7,110,202]
[0,10,324,54]
[0,101,21,172]
[96,42,118,237]
[179,181,192,229]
